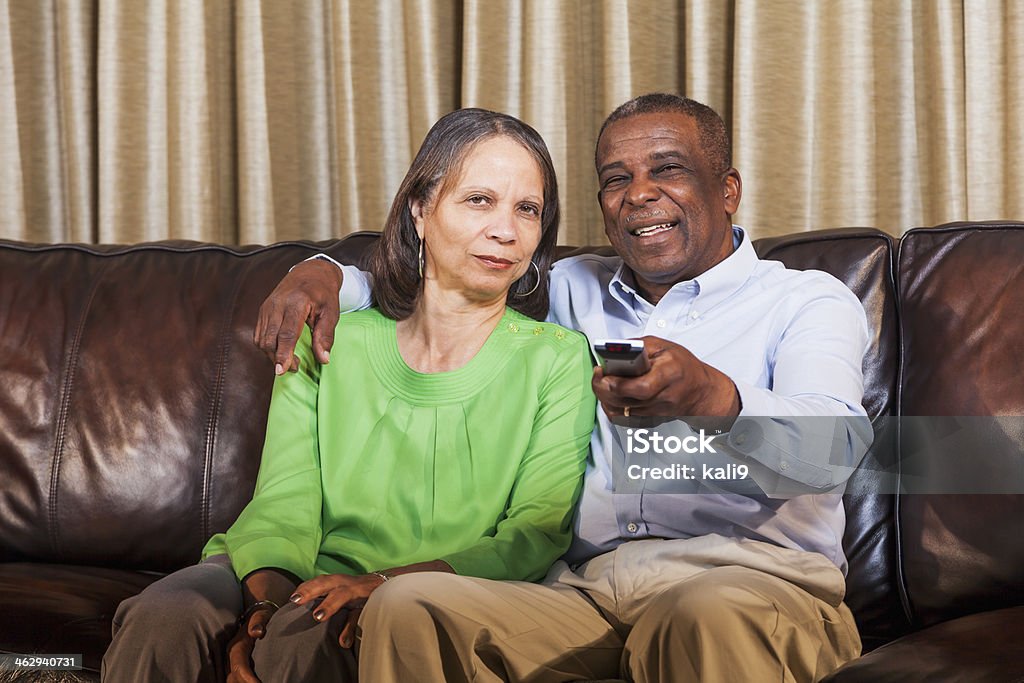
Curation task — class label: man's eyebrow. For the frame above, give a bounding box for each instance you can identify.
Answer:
[599,150,692,175]
[649,150,688,162]
[597,160,626,176]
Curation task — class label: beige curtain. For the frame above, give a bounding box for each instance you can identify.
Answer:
[0,0,1020,245]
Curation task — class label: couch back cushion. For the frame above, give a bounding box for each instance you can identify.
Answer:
[896,222,1024,627]
[754,228,906,648]
[0,236,375,572]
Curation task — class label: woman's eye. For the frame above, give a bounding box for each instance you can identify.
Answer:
[519,203,541,216]
[467,195,490,206]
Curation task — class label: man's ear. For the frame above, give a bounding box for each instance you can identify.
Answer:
[409,199,426,240]
[722,169,742,215]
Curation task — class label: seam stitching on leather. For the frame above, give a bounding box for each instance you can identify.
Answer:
[47,273,103,559]
[201,274,243,548]
[893,233,913,627]
[0,231,382,257]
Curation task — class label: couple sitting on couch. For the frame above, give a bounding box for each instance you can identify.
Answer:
[102,94,871,683]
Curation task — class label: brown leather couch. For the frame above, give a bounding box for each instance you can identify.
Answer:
[2,222,1023,681]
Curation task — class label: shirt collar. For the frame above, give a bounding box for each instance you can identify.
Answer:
[609,226,758,311]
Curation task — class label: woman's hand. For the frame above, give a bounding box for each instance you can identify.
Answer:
[290,562,453,649]
[226,604,276,683]
[289,573,387,648]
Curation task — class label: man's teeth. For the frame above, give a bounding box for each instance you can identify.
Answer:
[631,223,674,236]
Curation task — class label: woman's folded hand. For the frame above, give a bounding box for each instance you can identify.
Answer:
[226,603,276,683]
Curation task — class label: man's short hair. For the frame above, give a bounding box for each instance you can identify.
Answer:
[596,93,731,175]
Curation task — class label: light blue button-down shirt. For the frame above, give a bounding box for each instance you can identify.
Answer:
[335,227,871,572]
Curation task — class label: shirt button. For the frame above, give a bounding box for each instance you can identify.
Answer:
[780,461,789,470]
[690,311,700,319]
[626,522,639,533]
[656,319,666,328]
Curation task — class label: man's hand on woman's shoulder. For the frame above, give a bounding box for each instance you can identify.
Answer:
[254,258,343,374]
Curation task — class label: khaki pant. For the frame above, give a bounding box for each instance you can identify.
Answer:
[358,535,861,683]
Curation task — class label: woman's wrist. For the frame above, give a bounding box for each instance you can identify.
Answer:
[240,567,299,617]
[237,599,280,626]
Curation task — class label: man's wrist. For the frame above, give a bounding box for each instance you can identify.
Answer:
[690,365,741,420]
[305,255,344,291]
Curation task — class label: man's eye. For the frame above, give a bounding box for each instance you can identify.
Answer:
[602,176,627,189]
[656,164,683,174]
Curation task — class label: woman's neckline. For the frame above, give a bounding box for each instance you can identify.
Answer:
[395,300,510,374]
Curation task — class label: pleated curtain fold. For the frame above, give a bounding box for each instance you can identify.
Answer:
[0,0,1020,245]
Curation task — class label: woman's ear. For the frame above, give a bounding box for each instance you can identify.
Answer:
[409,199,426,240]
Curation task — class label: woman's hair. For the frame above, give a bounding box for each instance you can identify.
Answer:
[368,108,560,321]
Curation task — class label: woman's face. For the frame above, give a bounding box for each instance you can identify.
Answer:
[413,135,545,304]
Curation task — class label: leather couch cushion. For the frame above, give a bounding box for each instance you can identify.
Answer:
[0,239,365,572]
[897,223,1024,628]
[755,228,906,649]
[822,605,1024,682]
[0,563,159,673]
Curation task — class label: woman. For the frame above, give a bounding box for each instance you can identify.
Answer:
[101,109,595,683]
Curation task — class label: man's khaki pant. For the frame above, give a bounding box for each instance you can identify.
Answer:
[358,535,861,683]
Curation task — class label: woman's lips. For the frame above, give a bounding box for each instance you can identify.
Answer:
[475,255,516,269]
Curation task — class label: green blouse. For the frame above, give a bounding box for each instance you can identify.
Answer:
[203,307,595,583]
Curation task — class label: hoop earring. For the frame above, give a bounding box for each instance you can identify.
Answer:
[418,239,424,280]
[514,260,541,297]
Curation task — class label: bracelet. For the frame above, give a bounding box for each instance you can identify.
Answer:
[238,599,281,626]
[370,571,391,584]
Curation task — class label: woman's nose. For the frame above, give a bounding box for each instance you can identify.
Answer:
[485,208,518,242]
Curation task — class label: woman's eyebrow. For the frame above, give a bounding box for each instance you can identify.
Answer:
[457,185,543,203]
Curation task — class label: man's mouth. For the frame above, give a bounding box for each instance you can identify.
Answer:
[629,222,677,237]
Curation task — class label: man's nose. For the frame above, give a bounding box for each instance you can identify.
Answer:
[625,176,660,205]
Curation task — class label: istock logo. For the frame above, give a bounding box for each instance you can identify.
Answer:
[626,428,718,455]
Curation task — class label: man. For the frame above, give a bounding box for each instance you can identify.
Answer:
[254,94,871,681]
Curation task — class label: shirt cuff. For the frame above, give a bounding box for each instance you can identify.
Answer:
[225,536,316,583]
[729,380,839,490]
[295,253,342,271]
[296,254,373,313]
[337,264,373,312]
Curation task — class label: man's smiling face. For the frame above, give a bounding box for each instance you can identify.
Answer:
[596,111,741,303]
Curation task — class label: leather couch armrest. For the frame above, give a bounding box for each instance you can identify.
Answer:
[823,605,1024,682]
